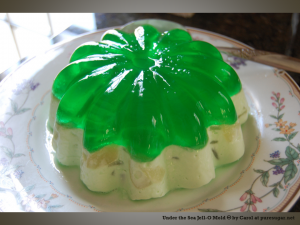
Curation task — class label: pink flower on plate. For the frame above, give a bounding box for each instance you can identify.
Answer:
[251,194,257,203]
[271,96,276,101]
[51,194,58,199]
[280,105,285,110]
[276,92,280,98]
[252,204,257,212]
[251,194,262,204]
[0,121,4,128]
[251,195,262,203]
[7,128,13,136]
[240,203,248,212]
[254,195,262,203]
[272,102,277,108]
[37,199,50,209]
[240,192,248,201]
[280,98,285,104]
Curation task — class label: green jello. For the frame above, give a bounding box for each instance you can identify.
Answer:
[52,25,242,162]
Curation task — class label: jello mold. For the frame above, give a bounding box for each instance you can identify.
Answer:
[48,20,249,200]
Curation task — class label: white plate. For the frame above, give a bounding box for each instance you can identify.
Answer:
[0,26,300,212]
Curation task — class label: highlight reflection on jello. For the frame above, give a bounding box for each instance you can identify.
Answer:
[52,25,242,162]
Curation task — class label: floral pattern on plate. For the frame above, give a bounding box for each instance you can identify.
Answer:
[197,91,299,212]
[0,80,63,212]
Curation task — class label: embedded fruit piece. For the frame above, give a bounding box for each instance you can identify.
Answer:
[80,147,127,192]
[129,160,152,189]
[143,166,165,183]
[222,122,241,142]
[87,145,119,169]
[129,156,166,189]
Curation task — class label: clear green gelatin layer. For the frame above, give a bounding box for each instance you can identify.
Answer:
[52,25,242,162]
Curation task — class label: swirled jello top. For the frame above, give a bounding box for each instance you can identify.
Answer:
[52,25,242,162]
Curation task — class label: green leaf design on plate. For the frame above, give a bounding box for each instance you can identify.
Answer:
[24,185,35,193]
[273,187,279,197]
[260,171,269,187]
[10,99,18,113]
[272,137,287,142]
[269,182,278,187]
[284,163,297,184]
[288,132,298,141]
[46,205,64,212]
[266,158,291,166]
[278,113,284,120]
[1,146,13,159]
[35,194,46,199]
[285,146,299,160]
[13,153,25,158]
[270,115,277,119]
[254,169,265,174]
[6,135,12,140]
[272,128,281,131]
[16,108,31,115]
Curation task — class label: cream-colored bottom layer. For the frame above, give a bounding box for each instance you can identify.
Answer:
[49,89,249,200]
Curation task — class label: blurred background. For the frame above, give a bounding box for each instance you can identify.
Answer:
[1,13,299,82]
[0,13,96,76]
[0,13,299,211]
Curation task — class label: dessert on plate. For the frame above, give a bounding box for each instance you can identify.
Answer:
[48,20,249,200]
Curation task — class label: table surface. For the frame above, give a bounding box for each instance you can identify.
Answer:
[2,13,300,212]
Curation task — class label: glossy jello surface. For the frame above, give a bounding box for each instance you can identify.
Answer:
[52,25,242,162]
